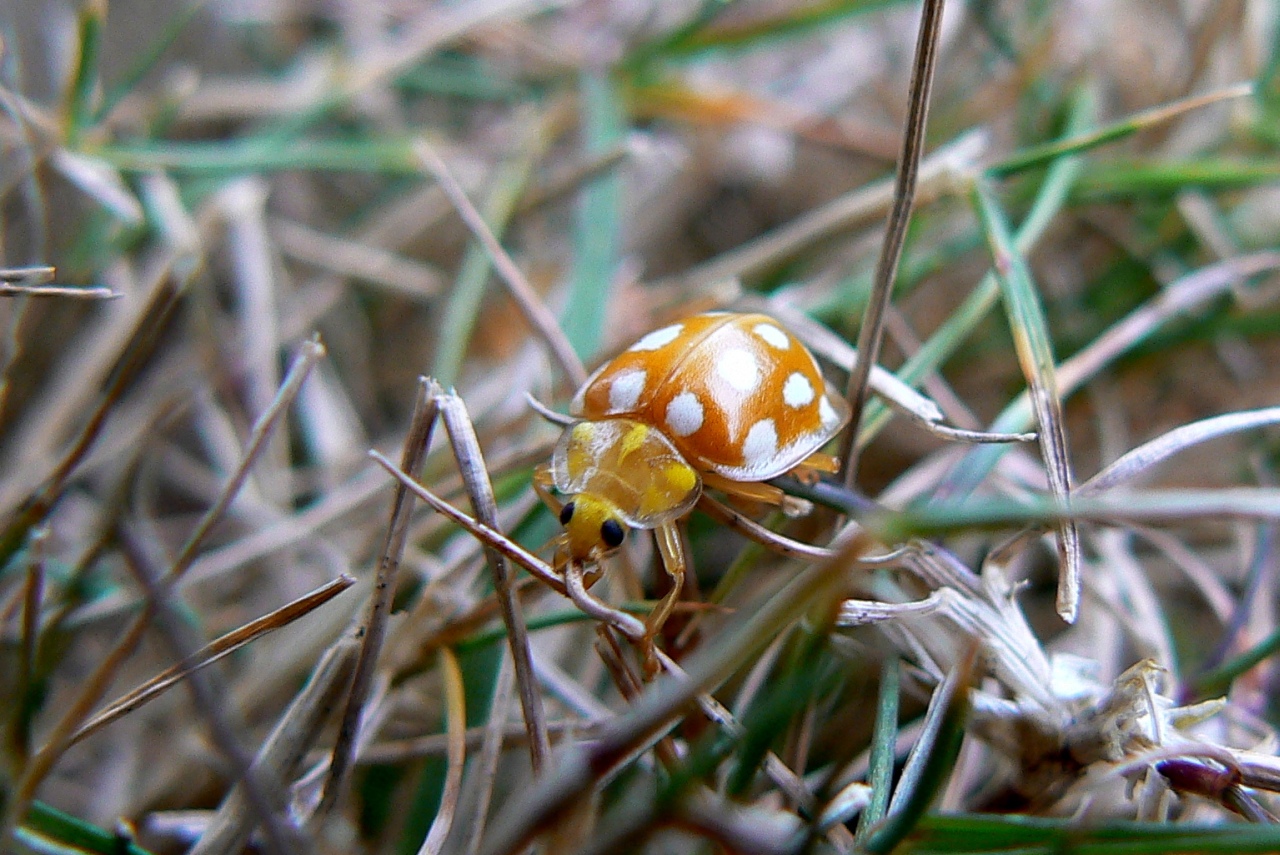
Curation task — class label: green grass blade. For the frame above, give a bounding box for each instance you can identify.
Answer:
[870,487,1280,541]
[63,0,106,147]
[18,801,155,855]
[906,812,1280,853]
[933,252,1280,505]
[863,662,970,854]
[631,0,907,63]
[1074,157,1280,197]
[432,138,541,388]
[967,177,1081,620]
[95,1,210,123]
[989,82,1252,178]
[561,72,624,360]
[1192,619,1280,698]
[855,655,899,841]
[94,139,421,175]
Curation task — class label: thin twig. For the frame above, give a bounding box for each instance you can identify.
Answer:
[840,0,947,488]
[438,391,552,772]
[318,378,440,817]
[369,450,568,596]
[413,139,587,388]
[68,574,355,748]
[0,278,114,298]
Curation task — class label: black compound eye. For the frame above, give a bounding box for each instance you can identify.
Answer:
[559,502,575,525]
[600,518,625,549]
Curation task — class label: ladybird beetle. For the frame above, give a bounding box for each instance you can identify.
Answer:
[535,312,850,666]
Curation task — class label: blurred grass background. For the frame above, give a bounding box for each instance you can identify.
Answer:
[3,1,1280,853]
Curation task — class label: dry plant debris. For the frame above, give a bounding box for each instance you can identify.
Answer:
[2,2,1280,854]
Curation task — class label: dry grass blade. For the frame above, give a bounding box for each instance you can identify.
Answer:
[319,378,440,817]
[1083,407,1280,495]
[1055,252,1280,395]
[331,0,556,103]
[50,150,145,226]
[650,649,828,825]
[68,574,356,748]
[362,719,585,765]
[166,337,327,584]
[0,268,113,297]
[939,252,1280,500]
[413,139,587,388]
[12,527,47,763]
[11,1,1280,849]
[459,656,516,855]
[0,254,182,483]
[840,0,947,486]
[0,266,56,284]
[189,638,360,855]
[695,494,836,561]
[417,648,467,855]
[438,389,552,772]
[564,563,646,641]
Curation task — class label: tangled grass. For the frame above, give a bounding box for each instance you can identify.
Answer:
[3,1,1280,853]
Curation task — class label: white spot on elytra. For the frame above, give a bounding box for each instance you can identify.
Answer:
[782,372,815,408]
[742,419,779,472]
[665,392,704,437]
[819,396,838,427]
[716,348,760,392]
[629,324,682,352]
[608,369,646,412]
[753,323,790,350]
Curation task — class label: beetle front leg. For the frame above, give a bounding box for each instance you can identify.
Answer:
[642,521,687,678]
[563,559,646,641]
[532,462,565,516]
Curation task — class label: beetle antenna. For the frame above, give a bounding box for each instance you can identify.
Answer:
[526,392,575,426]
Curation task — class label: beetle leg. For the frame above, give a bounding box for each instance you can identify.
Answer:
[639,521,687,677]
[563,559,645,640]
[796,451,840,475]
[701,470,813,518]
[532,463,565,517]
